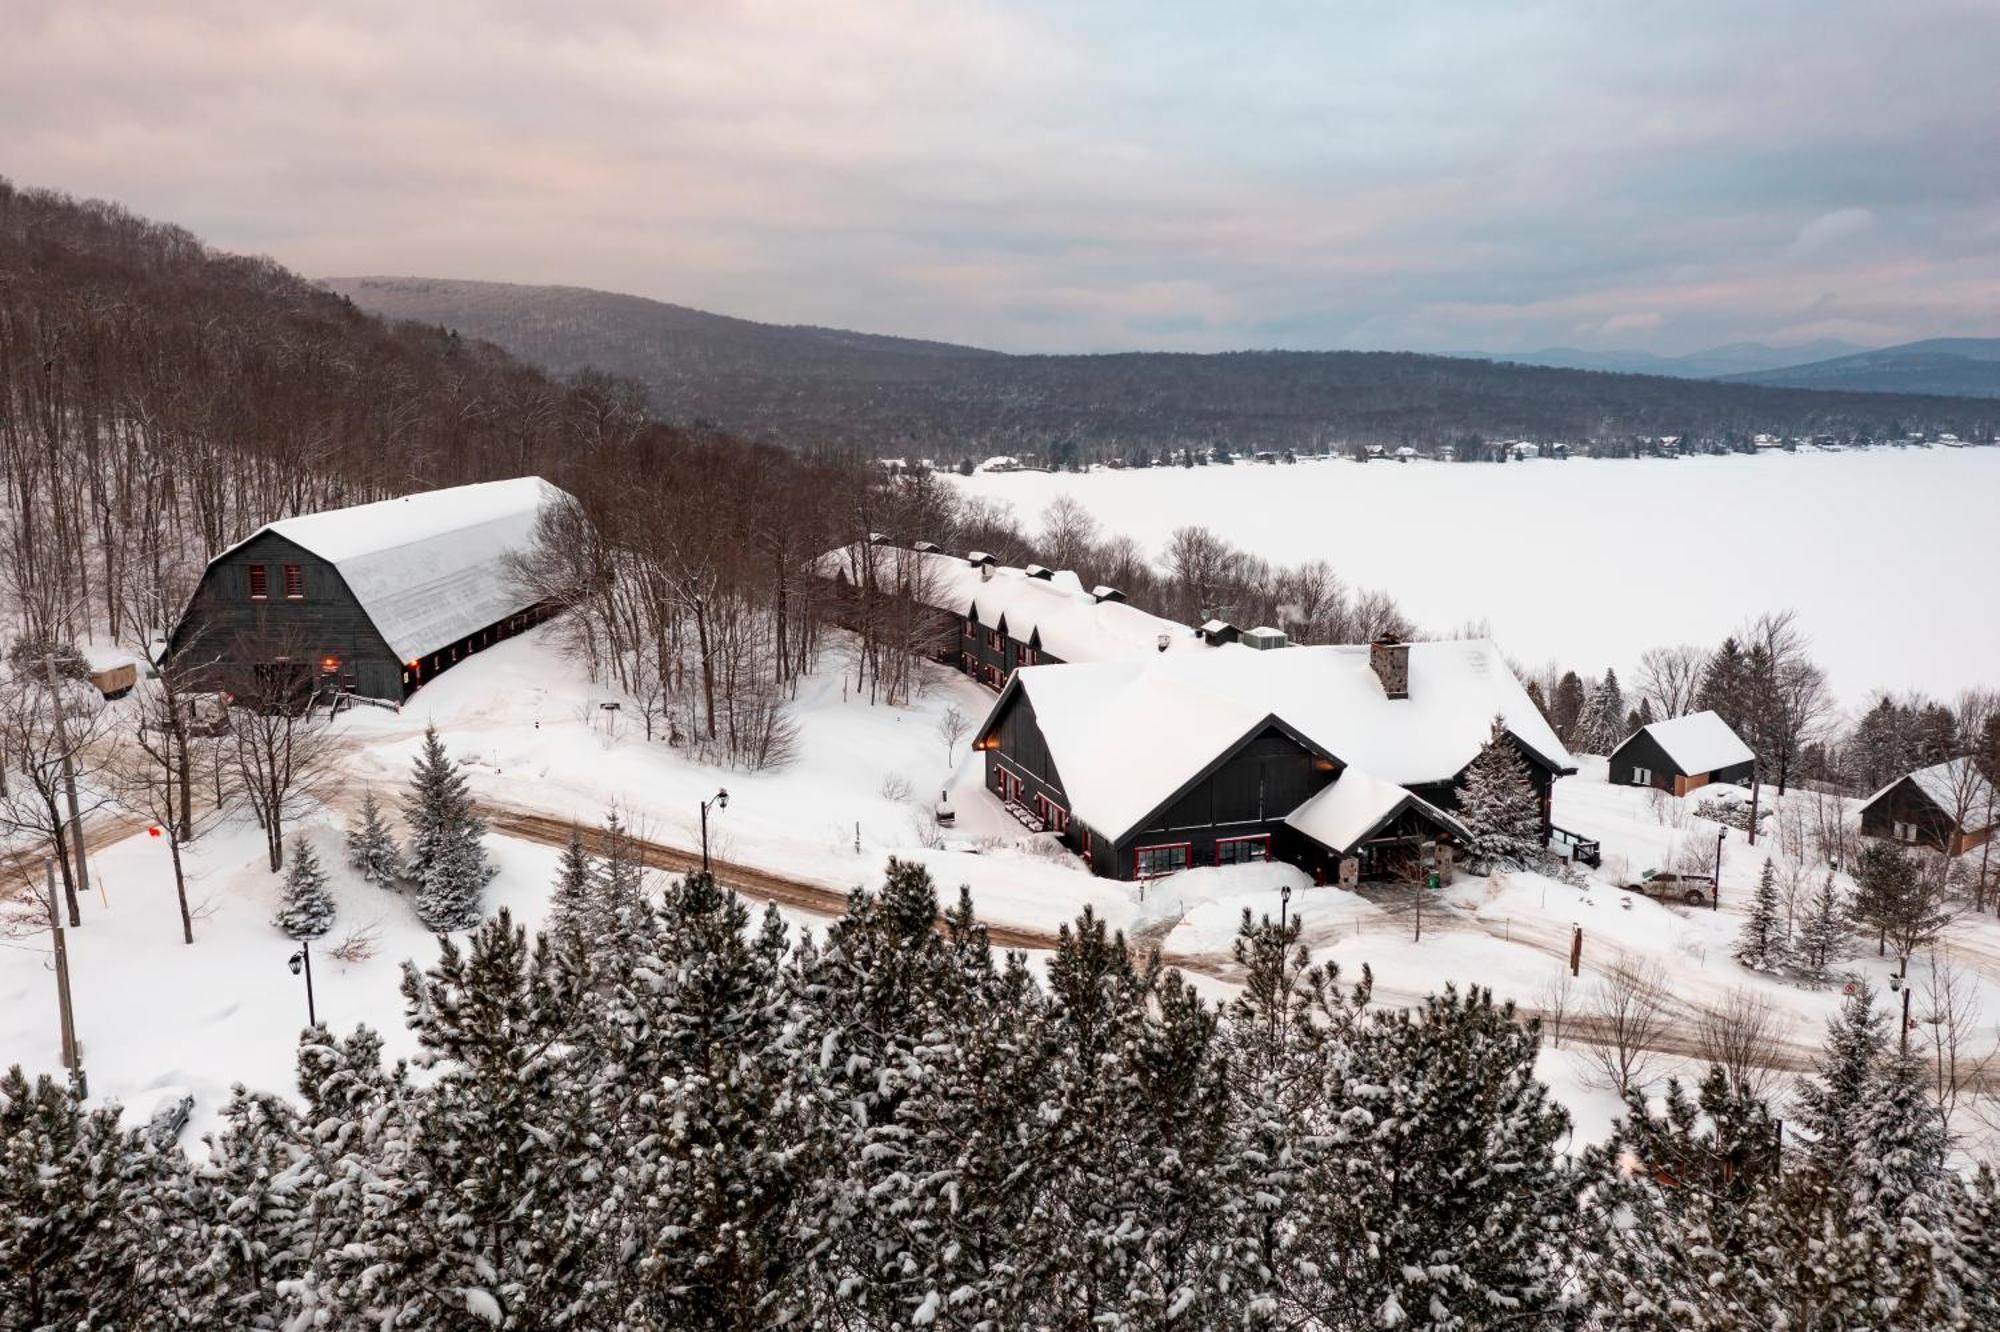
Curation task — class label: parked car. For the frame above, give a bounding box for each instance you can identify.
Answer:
[1619,870,1712,906]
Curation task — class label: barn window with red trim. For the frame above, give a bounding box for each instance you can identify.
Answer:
[986,627,1003,652]
[1134,843,1191,878]
[283,564,304,599]
[1215,834,1271,866]
[247,564,268,599]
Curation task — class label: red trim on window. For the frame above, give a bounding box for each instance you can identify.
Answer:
[963,619,974,639]
[247,564,268,600]
[986,627,1003,652]
[282,564,304,599]
[1133,842,1193,878]
[1215,833,1272,866]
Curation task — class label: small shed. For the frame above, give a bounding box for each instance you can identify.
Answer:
[1607,710,1755,795]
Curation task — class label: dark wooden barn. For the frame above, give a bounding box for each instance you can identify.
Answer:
[169,477,568,704]
[1858,760,1995,857]
[1606,710,1755,795]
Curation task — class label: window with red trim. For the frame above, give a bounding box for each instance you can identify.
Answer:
[1215,834,1271,866]
[963,619,974,639]
[986,627,1003,652]
[1033,794,1069,834]
[1018,645,1039,667]
[247,564,268,600]
[283,564,304,599]
[1134,843,1191,878]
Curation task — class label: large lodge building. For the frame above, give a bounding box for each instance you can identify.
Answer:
[823,540,1576,883]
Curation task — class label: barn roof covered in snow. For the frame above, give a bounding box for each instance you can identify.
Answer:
[1618,710,1754,776]
[224,477,567,662]
[1863,758,1997,830]
[816,543,1198,662]
[980,637,1572,843]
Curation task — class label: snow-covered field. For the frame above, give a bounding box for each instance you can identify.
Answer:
[6,628,1998,1156]
[949,447,2000,703]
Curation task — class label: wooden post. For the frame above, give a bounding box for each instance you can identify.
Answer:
[1569,925,1583,977]
[46,655,90,922]
[1747,763,1761,847]
[46,860,84,1096]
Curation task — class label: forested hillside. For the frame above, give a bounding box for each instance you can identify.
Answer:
[328,276,1997,456]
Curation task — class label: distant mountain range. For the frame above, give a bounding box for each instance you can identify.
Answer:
[1451,340,1871,379]
[323,276,1998,453]
[1722,338,2000,398]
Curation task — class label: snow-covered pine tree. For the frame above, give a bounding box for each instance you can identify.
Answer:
[1794,982,1887,1180]
[1797,870,1849,980]
[1457,716,1547,869]
[189,1088,309,1327]
[345,788,401,888]
[402,724,495,932]
[1574,667,1628,754]
[1551,671,1587,742]
[1697,635,1751,734]
[274,838,335,940]
[1735,857,1789,971]
[545,826,596,943]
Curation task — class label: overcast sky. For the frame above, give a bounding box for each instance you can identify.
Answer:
[6,1,1996,355]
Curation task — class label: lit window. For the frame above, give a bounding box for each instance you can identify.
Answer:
[283,564,304,599]
[1135,844,1191,878]
[247,565,268,600]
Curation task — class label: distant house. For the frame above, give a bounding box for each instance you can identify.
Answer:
[1606,711,1756,795]
[1858,759,1996,856]
[972,636,1574,882]
[816,542,1195,692]
[169,477,568,703]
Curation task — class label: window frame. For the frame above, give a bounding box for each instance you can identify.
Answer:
[1632,765,1652,786]
[1134,842,1192,879]
[282,563,304,600]
[247,564,268,600]
[1214,833,1272,866]
[1893,820,1919,843]
[986,627,1004,652]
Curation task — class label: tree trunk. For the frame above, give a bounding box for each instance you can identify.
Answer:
[170,835,193,944]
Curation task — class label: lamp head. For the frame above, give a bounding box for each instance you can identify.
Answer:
[716,788,729,810]
[288,952,304,975]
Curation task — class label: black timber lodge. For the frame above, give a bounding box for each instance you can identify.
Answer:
[169,477,567,704]
[1857,759,1996,858]
[822,540,1576,883]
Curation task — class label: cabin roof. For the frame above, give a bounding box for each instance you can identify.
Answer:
[218,477,566,662]
[1618,709,1754,776]
[986,637,1571,843]
[1862,758,1996,830]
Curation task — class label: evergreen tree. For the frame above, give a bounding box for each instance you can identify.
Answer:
[1736,857,1790,971]
[1697,635,1750,733]
[1457,717,1547,868]
[344,788,401,888]
[402,725,495,932]
[274,838,335,940]
[1574,667,1628,754]
[1794,982,1888,1182]
[544,826,597,944]
[1798,870,1850,979]
[1551,670,1587,742]
[188,1089,308,1327]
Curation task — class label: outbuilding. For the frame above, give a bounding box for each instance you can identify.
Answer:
[1858,759,1996,857]
[1606,710,1755,795]
[168,477,569,704]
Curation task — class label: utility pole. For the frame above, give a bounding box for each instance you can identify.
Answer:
[46,859,85,1097]
[1746,762,1761,847]
[45,654,89,925]
[1713,826,1726,911]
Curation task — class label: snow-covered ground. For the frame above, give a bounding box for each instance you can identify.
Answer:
[949,447,2000,702]
[5,627,1998,1156]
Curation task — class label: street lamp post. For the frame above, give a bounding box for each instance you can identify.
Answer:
[288,940,318,1028]
[1280,882,1292,932]
[700,788,729,874]
[1713,826,1726,911]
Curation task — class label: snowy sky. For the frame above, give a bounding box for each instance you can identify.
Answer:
[5,1,1997,355]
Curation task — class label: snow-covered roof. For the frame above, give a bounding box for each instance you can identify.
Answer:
[1284,767,1469,856]
[226,477,567,663]
[816,543,1199,662]
[1864,759,1996,830]
[1621,710,1754,776]
[990,638,1571,843]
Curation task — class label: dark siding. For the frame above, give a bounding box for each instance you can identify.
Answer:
[1607,730,1678,788]
[1113,726,1336,879]
[1858,778,1956,851]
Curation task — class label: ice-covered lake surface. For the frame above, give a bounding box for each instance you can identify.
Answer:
[950,447,2000,704]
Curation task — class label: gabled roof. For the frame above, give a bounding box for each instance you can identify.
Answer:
[978,637,1571,843]
[1616,710,1754,776]
[1285,767,1469,856]
[816,542,1198,663]
[219,477,566,663]
[1862,759,1996,831]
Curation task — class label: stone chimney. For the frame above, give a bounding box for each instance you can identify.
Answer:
[1369,634,1410,699]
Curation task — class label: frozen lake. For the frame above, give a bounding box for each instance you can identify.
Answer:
[950,447,2000,705]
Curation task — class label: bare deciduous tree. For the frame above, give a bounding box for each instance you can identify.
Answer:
[0,673,117,926]
[1693,986,1795,1101]
[1582,955,1672,1093]
[936,703,971,766]
[1638,643,1708,719]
